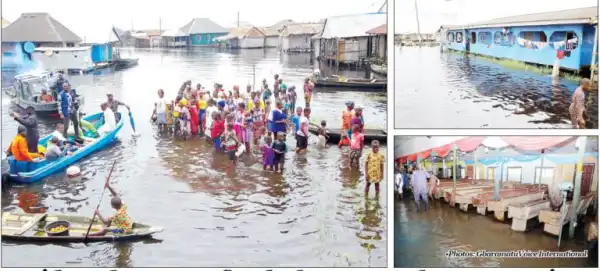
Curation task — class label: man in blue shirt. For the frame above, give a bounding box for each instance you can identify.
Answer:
[57,83,80,139]
[291,106,302,134]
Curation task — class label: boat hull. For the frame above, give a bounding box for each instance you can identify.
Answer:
[7,112,124,183]
[308,126,386,144]
[314,78,387,91]
[2,212,163,243]
[369,63,387,76]
[114,58,139,70]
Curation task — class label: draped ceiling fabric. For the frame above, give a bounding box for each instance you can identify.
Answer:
[500,136,575,151]
[396,136,579,162]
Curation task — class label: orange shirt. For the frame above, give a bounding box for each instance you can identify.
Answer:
[8,134,41,162]
[40,94,53,102]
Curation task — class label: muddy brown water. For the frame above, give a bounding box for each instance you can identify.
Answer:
[394,197,595,268]
[394,46,598,129]
[1,48,387,267]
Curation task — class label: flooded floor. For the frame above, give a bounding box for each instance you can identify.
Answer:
[394,197,595,268]
[394,46,598,129]
[1,48,387,267]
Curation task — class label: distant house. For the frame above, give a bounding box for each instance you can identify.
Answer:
[271,19,295,31]
[180,18,228,46]
[1,17,10,28]
[131,32,151,48]
[366,24,387,59]
[262,27,281,48]
[216,27,266,49]
[2,13,81,69]
[280,23,323,53]
[162,29,188,48]
[137,30,163,47]
[314,13,386,63]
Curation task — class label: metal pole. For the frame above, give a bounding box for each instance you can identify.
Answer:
[253,64,256,91]
[474,151,478,179]
[537,149,545,185]
[414,0,423,46]
[569,136,587,239]
[452,144,457,190]
[495,158,503,201]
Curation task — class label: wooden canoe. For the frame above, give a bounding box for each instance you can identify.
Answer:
[308,125,387,144]
[2,212,163,243]
[314,77,387,91]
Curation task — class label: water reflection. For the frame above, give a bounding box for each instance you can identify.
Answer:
[395,46,598,128]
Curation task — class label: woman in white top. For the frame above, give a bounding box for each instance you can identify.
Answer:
[395,172,403,199]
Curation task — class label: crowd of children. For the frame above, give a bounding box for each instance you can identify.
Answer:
[151,75,385,195]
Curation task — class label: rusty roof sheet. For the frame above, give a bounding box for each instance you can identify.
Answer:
[366,24,386,34]
[280,23,323,36]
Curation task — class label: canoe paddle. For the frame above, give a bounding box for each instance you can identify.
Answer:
[128,110,140,137]
[83,160,117,244]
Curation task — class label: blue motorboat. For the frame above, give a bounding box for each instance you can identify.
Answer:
[6,112,124,183]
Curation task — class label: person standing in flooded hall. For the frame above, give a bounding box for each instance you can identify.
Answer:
[569,78,592,129]
[411,164,430,212]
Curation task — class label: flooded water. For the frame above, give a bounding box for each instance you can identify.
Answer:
[0,48,387,267]
[394,46,598,129]
[394,197,595,268]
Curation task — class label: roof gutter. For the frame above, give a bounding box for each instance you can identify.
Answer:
[446,18,594,31]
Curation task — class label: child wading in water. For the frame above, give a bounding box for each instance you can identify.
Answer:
[316,120,329,149]
[262,136,275,170]
[349,124,364,168]
[211,113,225,151]
[365,140,384,196]
[223,123,239,165]
[272,132,287,173]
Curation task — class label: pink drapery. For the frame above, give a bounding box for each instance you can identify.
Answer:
[454,136,486,152]
[432,143,453,157]
[418,149,432,159]
[500,136,575,151]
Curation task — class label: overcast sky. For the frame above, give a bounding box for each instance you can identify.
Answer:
[395,0,598,34]
[2,0,385,41]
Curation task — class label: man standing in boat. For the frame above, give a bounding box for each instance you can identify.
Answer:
[57,83,81,141]
[10,106,39,153]
[105,92,130,122]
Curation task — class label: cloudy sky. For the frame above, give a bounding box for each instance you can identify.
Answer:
[2,0,385,41]
[394,0,598,34]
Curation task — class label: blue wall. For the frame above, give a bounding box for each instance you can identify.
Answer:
[190,33,227,46]
[91,44,113,63]
[446,24,595,70]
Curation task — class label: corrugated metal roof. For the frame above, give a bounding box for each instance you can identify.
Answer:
[180,18,228,35]
[448,7,597,30]
[2,13,81,43]
[216,27,265,41]
[280,23,323,36]
[319,13,386,39]
[366,24,386,34]
[270,19,295,30]
[261,27,280,36]
[162,29,187,37]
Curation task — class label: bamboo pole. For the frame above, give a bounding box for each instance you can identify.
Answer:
[452,144,457,190]
[414,0,422,46]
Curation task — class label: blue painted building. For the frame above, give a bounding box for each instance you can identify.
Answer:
[443,7,598,71]
[179,18,228,46]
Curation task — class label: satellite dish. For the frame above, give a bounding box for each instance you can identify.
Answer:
[23,42,35,54]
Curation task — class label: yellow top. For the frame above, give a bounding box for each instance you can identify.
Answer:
[198,99,208,110]
[247,99,264,112]
[366,151,385,183]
